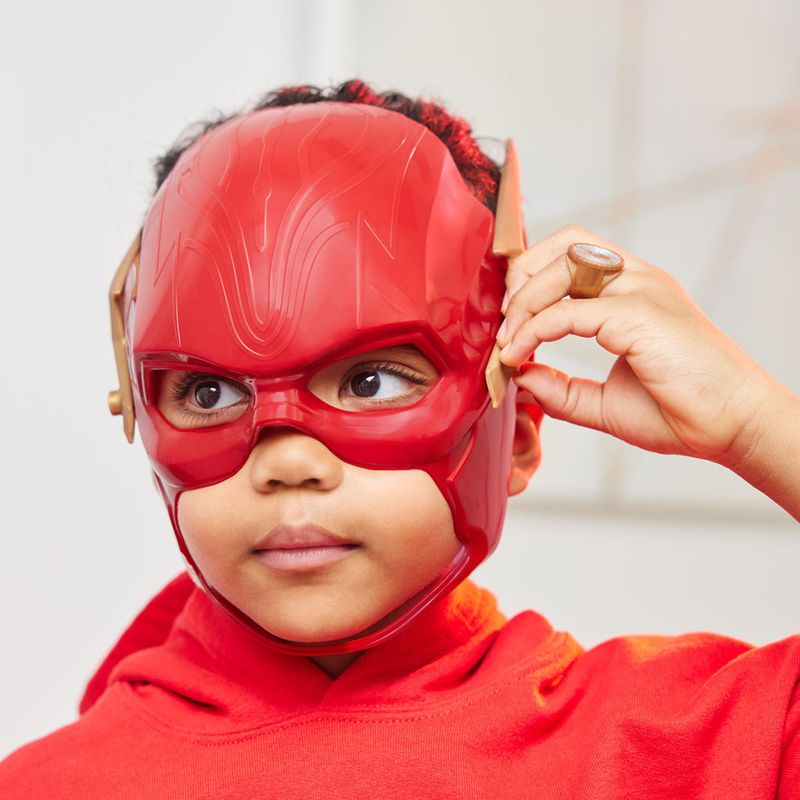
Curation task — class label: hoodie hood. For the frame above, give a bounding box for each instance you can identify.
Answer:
[80,572,195,714]
[79,572,568,735]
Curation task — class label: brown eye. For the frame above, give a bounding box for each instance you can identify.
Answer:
[194,380,222,409]
[307,348,438,412]
[341,365,425,404]
[188,378,248,411]
[349,371,381,398]
[157,369,251,430]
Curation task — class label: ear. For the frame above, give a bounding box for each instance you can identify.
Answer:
[507,393,543,497]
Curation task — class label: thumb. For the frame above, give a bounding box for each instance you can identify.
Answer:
[514,361,608,432]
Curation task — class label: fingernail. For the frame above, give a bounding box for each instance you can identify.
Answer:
[500,341,514,359]
[501,290,509,314]
[497,319,508,341]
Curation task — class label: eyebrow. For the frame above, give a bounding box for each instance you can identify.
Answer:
[370,344,429,361]
[381,345,419,354]
[353,343,434,368]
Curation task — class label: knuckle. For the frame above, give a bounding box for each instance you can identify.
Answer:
[518,316,536,340]
[505,257,525,277]
[641,265,673,291]
[562,379,583,418]
[622,296,657,334]
[507,252,528,270]
[505,264,530,290]
[549,300,571,325]
[506,287,526,311]
[507,251,534,277]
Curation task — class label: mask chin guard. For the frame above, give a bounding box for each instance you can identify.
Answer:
[107,228,142,443]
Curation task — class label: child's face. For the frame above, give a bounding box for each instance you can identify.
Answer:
[125,104,539,658]
[157,344,461,643]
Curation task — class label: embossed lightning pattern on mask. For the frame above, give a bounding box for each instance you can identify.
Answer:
[148,106,428,363]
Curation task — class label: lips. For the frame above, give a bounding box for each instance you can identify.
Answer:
[253,523,361,573]
[253,523,360,551]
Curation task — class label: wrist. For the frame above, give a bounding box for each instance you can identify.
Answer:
[722,379,791,471]
[719,378,800,519]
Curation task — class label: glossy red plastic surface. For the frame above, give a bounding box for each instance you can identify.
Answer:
[123,102,519,655]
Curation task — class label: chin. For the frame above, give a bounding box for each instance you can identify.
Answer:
[257,604,386,644]
[263,619,367,644]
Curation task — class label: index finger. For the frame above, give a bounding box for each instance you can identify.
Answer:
[506,224,640,292]
[503,224,657,312]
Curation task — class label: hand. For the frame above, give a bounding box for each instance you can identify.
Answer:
[496,224,782,470]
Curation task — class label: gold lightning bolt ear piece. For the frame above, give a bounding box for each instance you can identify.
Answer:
[485,138,526,408]
[107,228,142,443]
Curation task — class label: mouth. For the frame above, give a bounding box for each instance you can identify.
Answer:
[252,523,362,573]
[253,544,361,572]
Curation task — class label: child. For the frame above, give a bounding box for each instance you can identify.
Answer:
[1,79,798,798]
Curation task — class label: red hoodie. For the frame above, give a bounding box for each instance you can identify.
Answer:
[2,571,799,798]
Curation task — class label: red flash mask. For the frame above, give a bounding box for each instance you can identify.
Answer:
[109,101,521,655]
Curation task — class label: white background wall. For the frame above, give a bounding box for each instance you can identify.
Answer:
[1,0,798,759]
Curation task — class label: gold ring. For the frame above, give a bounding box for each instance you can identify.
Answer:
[566,243,624,299]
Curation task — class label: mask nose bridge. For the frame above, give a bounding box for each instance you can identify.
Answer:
[252,378,315,436]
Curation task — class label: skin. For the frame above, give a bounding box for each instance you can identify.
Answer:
[497,224,800,522]
[157,345,541,679]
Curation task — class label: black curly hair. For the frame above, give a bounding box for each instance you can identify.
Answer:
[150,78,501,215]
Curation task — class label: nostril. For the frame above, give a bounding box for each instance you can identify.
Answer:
[265,477,322,488]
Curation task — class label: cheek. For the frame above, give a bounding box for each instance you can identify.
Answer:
[176,488,236,564]
[378,470,459,563]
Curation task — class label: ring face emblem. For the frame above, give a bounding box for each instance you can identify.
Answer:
[566,243,625,299]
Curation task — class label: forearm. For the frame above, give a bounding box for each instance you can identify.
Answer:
[722,382,800,522]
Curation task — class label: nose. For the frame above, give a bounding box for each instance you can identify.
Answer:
[248,425,344,493]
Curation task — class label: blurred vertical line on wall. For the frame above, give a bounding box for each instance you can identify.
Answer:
[302,0,360,86]
[598,0,648,509]
[610,0,646,230]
